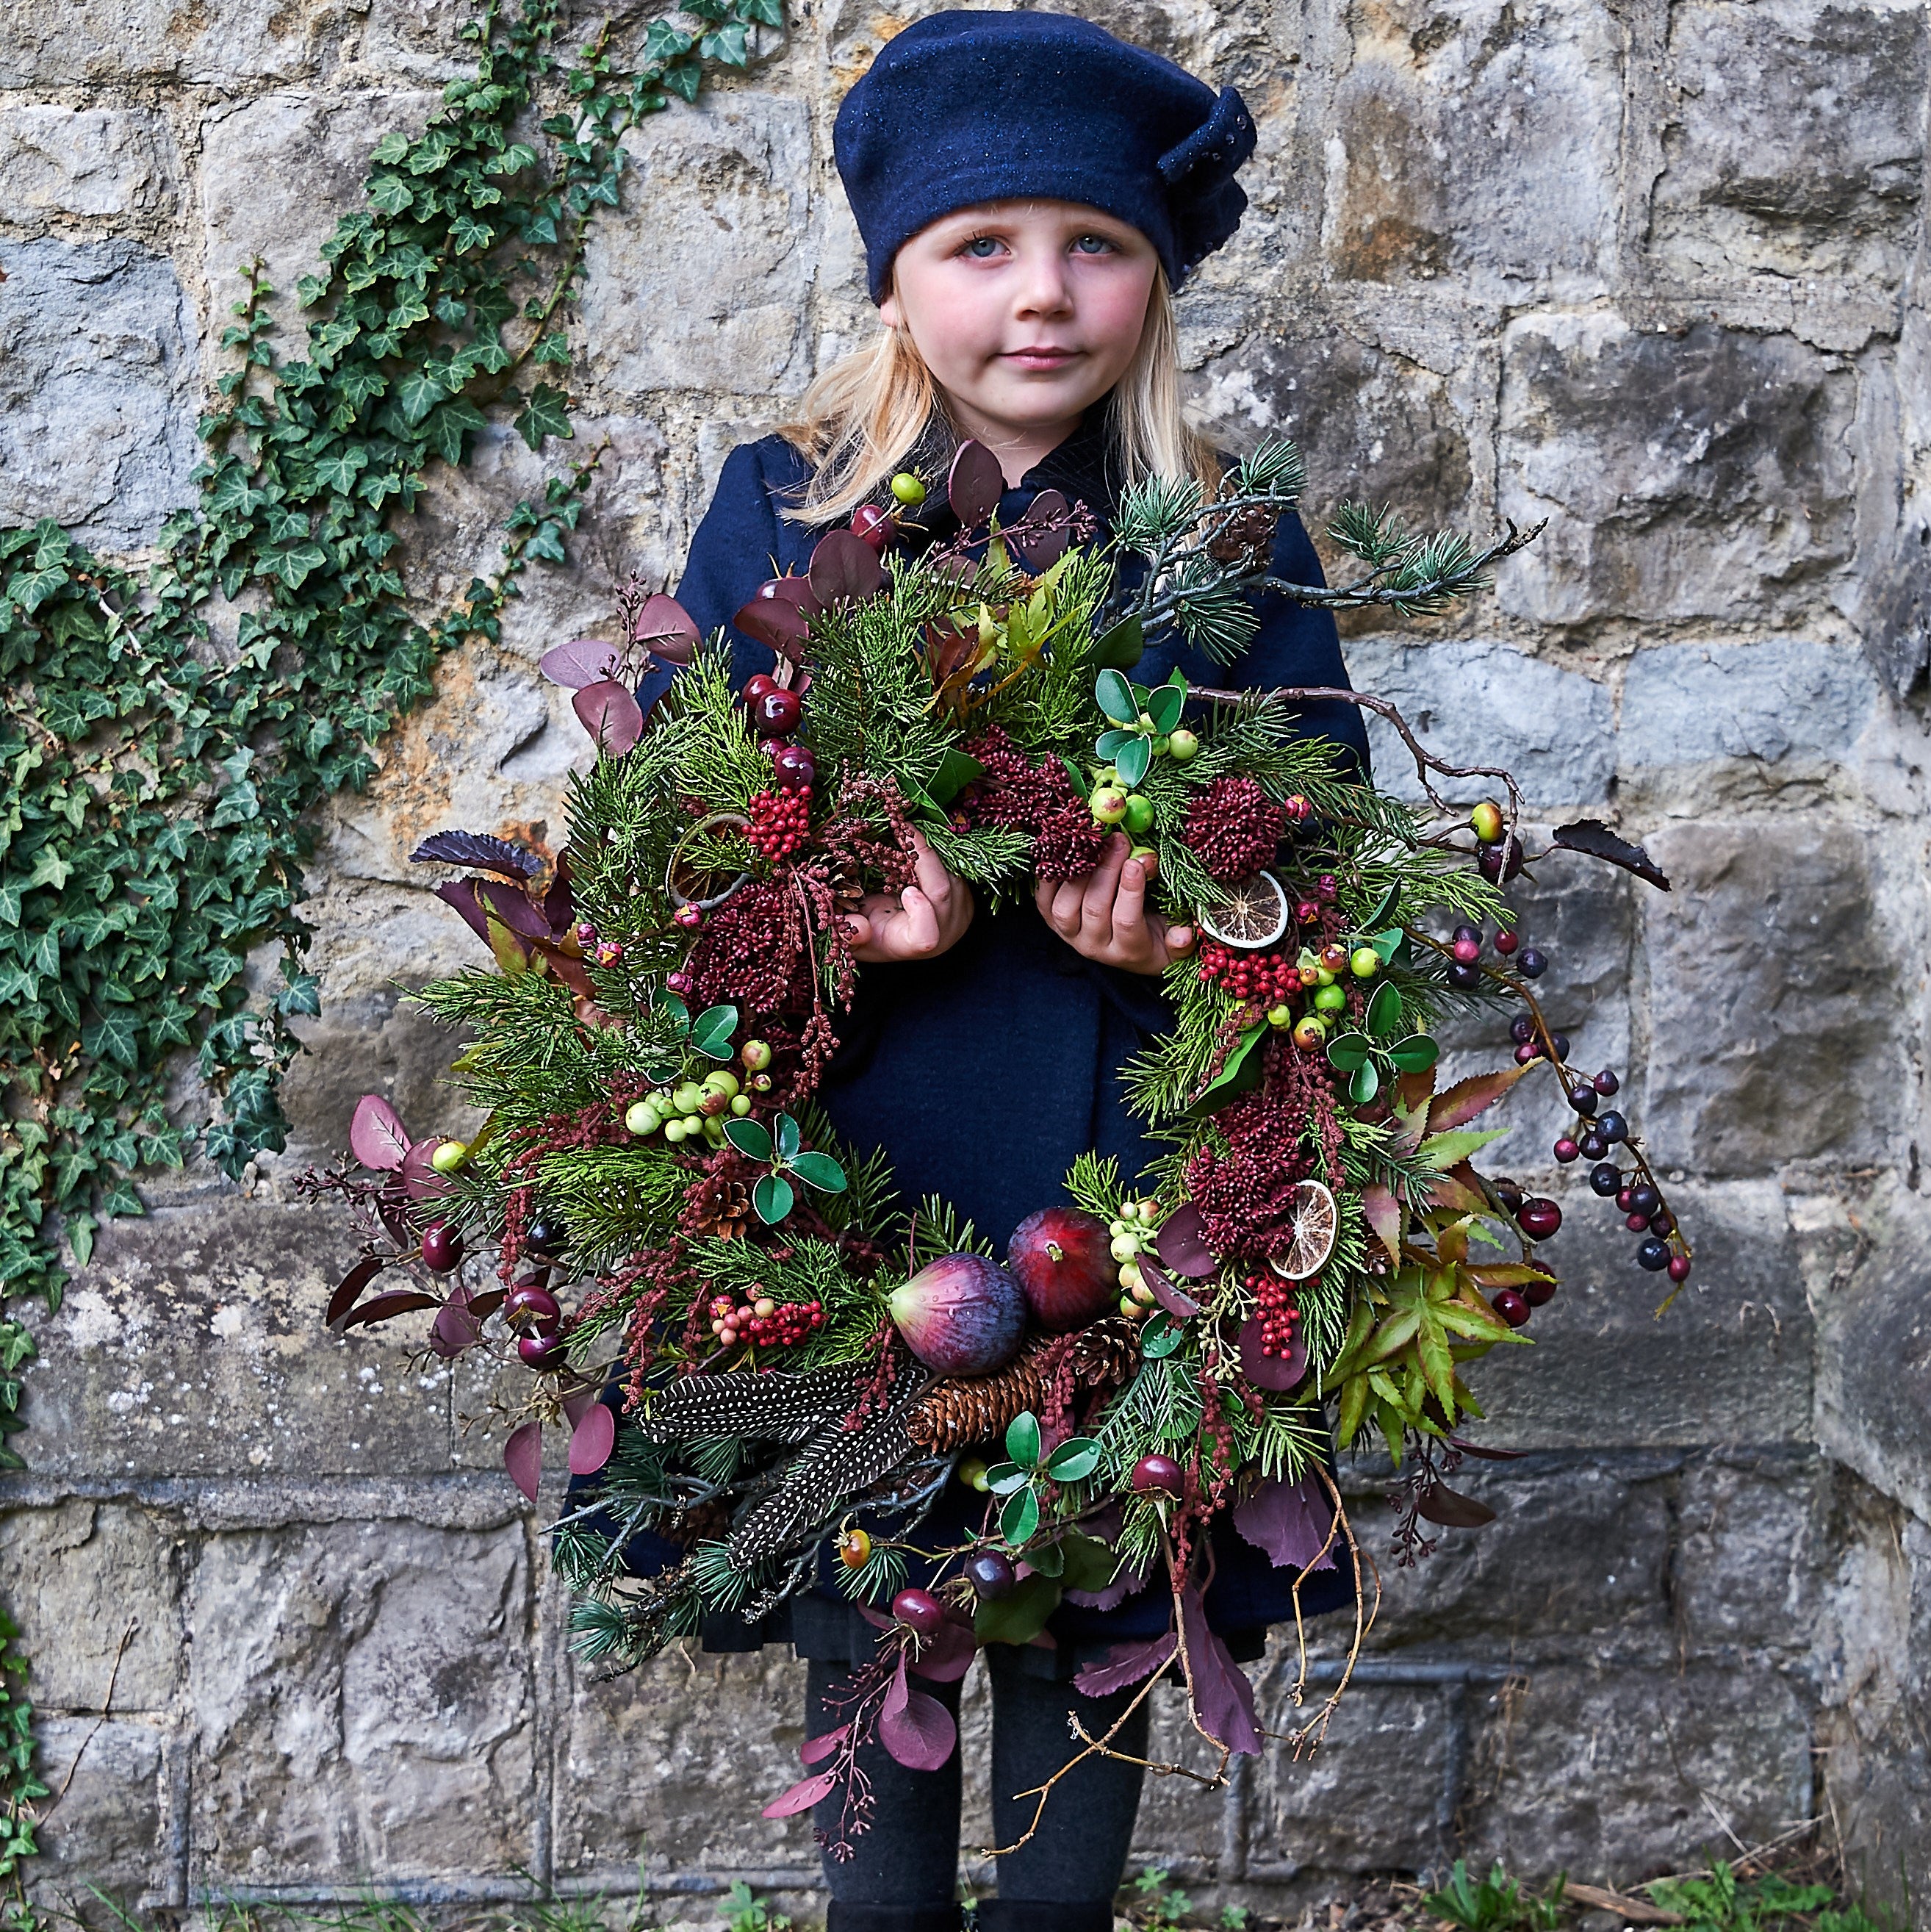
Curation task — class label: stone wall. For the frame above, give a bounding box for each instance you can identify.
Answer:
[6,0,1930,1918]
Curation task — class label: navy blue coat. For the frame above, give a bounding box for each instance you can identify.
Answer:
[578,413,1363,1663]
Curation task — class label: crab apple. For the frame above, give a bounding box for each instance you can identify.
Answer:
[837,1528,872,1569]
[1165,728,1199,762]
[1090,786,1129,825]
[753,687,803,737]
[518,1331,568,1370]
[1131,1453,1184,1495]
[1350,947,1382,978]
[741,1038,773,1071]
[892,1587,946,1635]
[1470,800,1506,845]
[957,1457,990,1493]
[1292,1015,1327,1052]
[1121,794,1155,837]
[891,471,927,506]
[1667,1254,1692,1282]
[505,1282,561,1331]
[851,501,893,551]
[1320,943,1350,974]
[1517,1198,1563,1240]
[772,744,816,791]
[420,1223,463,1273]
[1492,1287,1531,1327]
[1523,1275,1558,1308]
[430,1139,469,1174]
[967,1549,1017,1598]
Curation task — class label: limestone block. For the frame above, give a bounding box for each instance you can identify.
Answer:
[23,1198,459,1480]
[356,0,478,82]
[199,90,439,350]
[1672,1450,1827,1654]
[187,1520,536,1886]
[1467,1180,1811,1450]
[26,1717,175,1905]
[1191,325,1475,536]
[1359,1454,1676,1658]
[1639,817,1899,1174]
[0,0,352,86]
[1653,0,1927,288]
[1497,316,1856,624]
[555,1645,816,1878]
[580,93,813,401]
[0,238,198,548]
[1460,1662,1813,1877]
[0,1502,181,1710]
[1323,0,1620,297]
[0,107,173,226]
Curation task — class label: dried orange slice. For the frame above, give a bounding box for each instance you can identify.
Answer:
[1269,1179,1338,1281]
[1196,869,1289,949]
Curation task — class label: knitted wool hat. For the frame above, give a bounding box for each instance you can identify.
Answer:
[833,10,1257,303]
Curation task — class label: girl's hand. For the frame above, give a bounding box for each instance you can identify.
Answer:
[1035,834,1195,974]
[844,831,976,962]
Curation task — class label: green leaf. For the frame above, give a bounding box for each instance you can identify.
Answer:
[1094,728,1135,758]
[1045,1437,1101,1482]
[1364,882,1400,928]
[82,1013,138,1070]
[752,1172,794,1224]
[1059,754,1088,800]
[1348,1060,1381,1105]
[691,1002,738,1057]
[514,383,573,450]
[724,1117,772,1163]
[999,1487,1040,1545]
[1364,980,1403,1038]
[1093,616,1144,669]
[927,746,985,808]
[1146,682,1185,734]
[1113,736,1151,787]
[1418,1127,1508,1171]
[788,1151,846,1193]
[1325,1033,1370,1072]
[1370,927,1405,964]
[1386,1033,1441,1072]
[973,1572,1061,1644]
[1141,1314,1183,1357]
[1095,668,1137,724]
[1026,1537,1065,1577]
[394,367,451,427]
[370,131,411,164]
[985,1461,1030,1495]
[774,1113,802,1163]
[1004,1410,1041,1468]
[1192,1021,1266,1110]
[1058,1533,1118,1593]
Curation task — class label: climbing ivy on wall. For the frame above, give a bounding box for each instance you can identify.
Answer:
[0,0,782,1907]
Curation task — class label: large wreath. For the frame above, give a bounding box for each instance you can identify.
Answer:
[306,439,1688,1853]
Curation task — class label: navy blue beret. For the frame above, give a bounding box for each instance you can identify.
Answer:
[833,10,1257,301]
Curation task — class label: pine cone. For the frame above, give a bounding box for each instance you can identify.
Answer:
[1068,1316,1142,1398]
[907,1343,1053,1453]
[683,1173,753,1240]
[1207,505,1280,566]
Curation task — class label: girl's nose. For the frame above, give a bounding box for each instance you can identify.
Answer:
[1011,246,1075,319]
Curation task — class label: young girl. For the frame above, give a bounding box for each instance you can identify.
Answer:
[666,14,1367,1929]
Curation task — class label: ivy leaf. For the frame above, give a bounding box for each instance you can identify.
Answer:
[367,173,415,216]
[82,1013,138,1070]
[514,384,573,450]
[752,1173,794,1224]
[450,214,495,254]
[370,131,411,164]
[393,367,450,428]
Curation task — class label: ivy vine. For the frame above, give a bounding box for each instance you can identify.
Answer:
[0,0,783,1908]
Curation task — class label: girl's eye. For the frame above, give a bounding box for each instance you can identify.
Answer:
[959,235,1004,259]
[1072,234,1118,256]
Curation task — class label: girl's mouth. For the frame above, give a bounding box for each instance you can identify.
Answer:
[1002,346,1082,369]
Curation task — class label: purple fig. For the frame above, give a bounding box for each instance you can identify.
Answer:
[1007,1207,1117,1332]
[887,1253,1025,1376]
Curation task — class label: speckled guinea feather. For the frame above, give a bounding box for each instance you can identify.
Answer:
[634,1363,863,1446]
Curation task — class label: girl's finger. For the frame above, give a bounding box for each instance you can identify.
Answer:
[1079,836,1128,934]
[910,831,952,907]
[1038,875,1079,936]
[1115,855,1148,935]
[845,913,874,947]
[896,885,939,955]
[1165,924,1195,956]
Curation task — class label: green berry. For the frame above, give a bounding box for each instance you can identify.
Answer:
[1267,1002,1294,1029]
[1350,947,1382,979]
[703,1069,741,1099]
[1314,983,1347,1013]
[625,1101,660,1135]
[1122,794,1155,836]
[1167,728,1199,762]
[730,1094,752,1116]
[740,1039,772,1072]
[1470,800,1505,844]
[664,1118,688,1143]
[1090,786,1129,825]
[429,1139,468,1174]
[890,472,927,506]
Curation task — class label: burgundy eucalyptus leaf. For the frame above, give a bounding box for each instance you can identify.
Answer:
[877,1653,958,1772]
[428,1285,483,1358]
[434,878,494,944]
[1231,1474,1337,1573]
[908,1617,976,1684]
[476,879,553,942]
[1154,1204,1217,1278]
[1237,1314,1307,1392]
[853,1602,893,1631]
[399,1139,453,1202]
[1143,1258,1201,1321]
[1415,1482,1497,1529]
[349,1094,411,1171]
[337,1288,441,1331]
[572,680,645,757]
[542,851,575,931]
[326,1253,387,1327]
[1448,1434,1526,1462]
[1071,1630,1176,1697]
[1179,1584,1261,1756]
[799,1725,849,1766]
[376,1188,412,1249]
[468,1289,506,1323]
[631,593,700,664]
[733,586,813,663]
[409,830,539,877]
[561,1384,598,1429]
[947,439,1004,527]
[567,1399,616,1476]
[504,1418,543,1503]
[807,528,885,606]
[1550,819,1672,891]
[761,1770,841,1819]
[1007,488,1071,568]
[540,637,625,689]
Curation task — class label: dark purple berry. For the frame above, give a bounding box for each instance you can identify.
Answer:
[892,1587,945,1634]
[1523,1276,1557,1308]
[1626,1211,1651,1232]
[966,1551,1016,1599]
[752,687,803,736]
[1517,947,1547,979]
[526,1217,566,1253]
[772,743,816,791]
[1553,1137,1581,1163]
[1132,1453,1184,1495]
[1593,1069,1619,1097]
[519,1331,568,1369]
[505,1282,561,1331]
[1617,1187,1636,1212]
[1636,1238,1671,1273]
[1628,1183,1661,1218]
[1495,929,1520,955]
[1514,1042,1540,1065]
[1578,1130,1607,1160]
[1549,1033,1570,1060]
[1492,1177,1525,1212]
[1648,1209,1677,1239]
[1568,1085,1598,1117]
[1510,1015,1536,1045]
[1667,1254,1691,1282]
[1597,1110,1628,1145]
[1448,961,1483,991]
[1478,838,1525,883]
[1589,1163,1622,1197]
[1452,924,1482,949]
[1492,1287,1531,1327]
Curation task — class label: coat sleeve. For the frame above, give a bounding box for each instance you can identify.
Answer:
[675,437,813,686]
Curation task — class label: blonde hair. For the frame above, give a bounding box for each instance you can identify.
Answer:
[777,272,1220,523]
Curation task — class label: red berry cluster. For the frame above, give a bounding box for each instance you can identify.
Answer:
[1032,804,1110,880]
[1184,1082,1315,1262]
[708,1293,825,1349]
[957,726,1108,880]
[1195,941,1301,1004]
[1245,1269,1301,1357]
[1184,775,1287,886]
[747,787,811,861]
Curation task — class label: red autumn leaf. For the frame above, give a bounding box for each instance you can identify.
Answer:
[399,1140,452,1202]
[1428,1063,1533,1132]
[1142,1257,1202,1320]
[799,1725,849,1765]
[326,1253,386,1326]
[908,1617,976,1684]
[1361,1184,1403,1264]
[1154,1204,1216,1278]
[434,877,494,944]
[1232,1474,1337,1573]
[572,680,644,755]
[808,528,885,605]
[1179,1584,1260,1756]
[568,1399,616,1476]
[504,1419,543,1502]
[428,1285,483,1358]
[349,1094,410,1171]
[761,1770,840,1818]
[1416,1482,1497,1529]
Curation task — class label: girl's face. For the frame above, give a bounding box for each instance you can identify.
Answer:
[880,199,1159,464]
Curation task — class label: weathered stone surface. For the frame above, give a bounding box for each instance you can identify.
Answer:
[1323,0,1621,297]
[1461,1663,1814,1877]
[0,238,199,546]
[187,1520,535,1886]
[1652,0,1927,288]
[1672,1449,1827,1654]
[1639,818,1899,1174]
[0,106,173,226]
[1497,317,1858,625]
[26,1717,176,1905]
[0,1502,181,1710]
[581,94,813,401]
[0,0,353,87]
